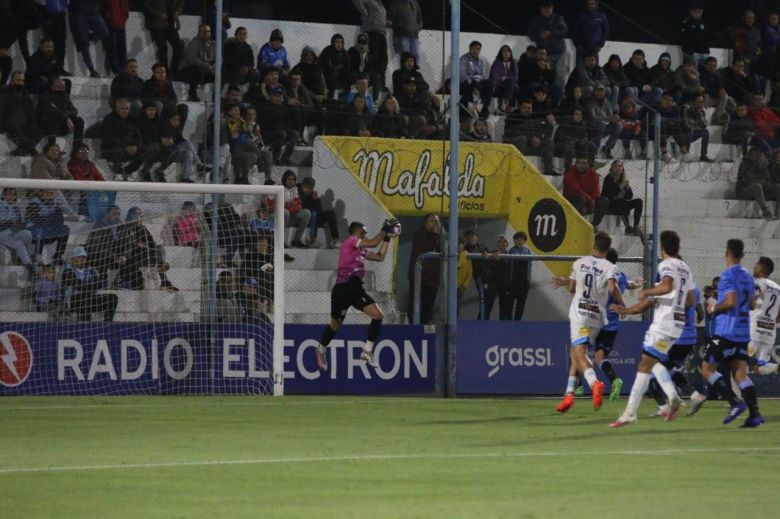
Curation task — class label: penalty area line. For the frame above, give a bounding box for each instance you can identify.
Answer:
[2,447,779,475]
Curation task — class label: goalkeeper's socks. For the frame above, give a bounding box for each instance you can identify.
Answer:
[367,318,382,343]
[321,325,336,347]
[363,341,374,353]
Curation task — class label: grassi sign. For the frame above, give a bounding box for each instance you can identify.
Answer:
[0,323,434,396]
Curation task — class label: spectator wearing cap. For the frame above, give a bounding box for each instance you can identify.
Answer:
[281,170,311,247]
[392,52,429,96]
[143,0,185,78]
[388,0,422,61]
[508,231,533,320]
[299,177,340,249]
[115,207,178,292]
[490,45,519,113]
[68,142,116,221]
[585,84,621,159]
[572,0,609,67]
[37,76,85,145]
[352,0,389,93]
[258,28,289,78]
[623,49,663,108]
[174,201,200,247]
[699,56,736,126]
[348,33,382,100]
[111,59,145,114]
[100,0,129,76]
[649,52,675,94]
[319,34,352,95]
[223,27,259,86]
[563,157,609,228]
[458,41,493,117]
[0,188,35,279]
[258,86,299,165]
[678,1,710,65]
[62,246,117,322]
[235,277,271,324]
[528,0,569,86]
[179,23,216,102]
[294,47,327,103]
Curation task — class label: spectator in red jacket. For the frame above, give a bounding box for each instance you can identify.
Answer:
[563,157,609,227]
[67,142,116,221]
[748,92,780,148]
[100,0,129,75]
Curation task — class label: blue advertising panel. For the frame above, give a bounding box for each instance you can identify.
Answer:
[0,323,435,396]
[456,321,648,395]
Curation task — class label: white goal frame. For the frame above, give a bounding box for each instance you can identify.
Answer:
[0,178,286,396]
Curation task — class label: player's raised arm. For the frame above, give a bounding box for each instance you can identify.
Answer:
[366,238,390,262]
[357,230,387,249]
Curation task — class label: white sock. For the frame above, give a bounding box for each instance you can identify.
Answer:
[624,372,651,417]
[565,376,577,394]
[651,363,679,402]
[758,363,779,376]
[583,368,598,388]
[363,341,374,353]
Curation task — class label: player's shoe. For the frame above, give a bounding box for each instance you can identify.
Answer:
[723,402,748,425]
[360,349,379,368]
[687,391,707,416]
[573,385,585,397]
[609,413,637,428]
[556,393,575,413]
[609,378,623,402]
[315,345,328,371]
[740,415,766,428]
[650,404,669,417]
[665,395,682,422]
[592,380,605,411]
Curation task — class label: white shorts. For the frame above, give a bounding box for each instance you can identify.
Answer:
[570,322,600,347]
[749,341,775,363]
[643,330,677,361]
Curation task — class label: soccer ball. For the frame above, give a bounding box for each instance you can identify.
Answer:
[386,220,402,237]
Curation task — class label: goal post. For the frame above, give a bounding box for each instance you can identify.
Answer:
[0,178,285,396]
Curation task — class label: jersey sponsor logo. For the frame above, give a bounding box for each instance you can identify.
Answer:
[486,345,553,378]
[0,331,33,387]
[528,198,567,252]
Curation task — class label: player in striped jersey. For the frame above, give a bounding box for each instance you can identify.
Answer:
[749,257,780,376]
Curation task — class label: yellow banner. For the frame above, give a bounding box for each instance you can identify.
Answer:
[319,137,593,276]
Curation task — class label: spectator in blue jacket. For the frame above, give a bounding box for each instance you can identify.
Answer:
[62,246,117,322]
[25,189,71,264]
[458,40,493,117]
[0,188,34,278]
[572,0,609,67]
[39,0,70,76]
[68,0,109,77]
[344,74,377,114]
[257,28,289,78]
[528,0,569,84]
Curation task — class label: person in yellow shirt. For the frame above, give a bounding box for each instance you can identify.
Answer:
[457,237,472,318]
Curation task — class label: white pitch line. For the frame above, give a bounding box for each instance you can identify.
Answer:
[1,447,779,476]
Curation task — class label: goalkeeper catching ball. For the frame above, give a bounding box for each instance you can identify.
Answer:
[316,218,401,370]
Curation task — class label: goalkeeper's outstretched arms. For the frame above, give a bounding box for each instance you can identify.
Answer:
[366,218,400,262]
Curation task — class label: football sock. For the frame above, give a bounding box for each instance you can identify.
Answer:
[367,319,382,344]
[757,362,779,376]
[320,325,336,347]
[565,376,577,394]
[625,372,651,417]
[671,369,696,395]
[583,368,598,388]
[707,372,739,406]
[739,379,760,417]
[648,377,667,405]
[652,362,679,402]
[598,359,617,382]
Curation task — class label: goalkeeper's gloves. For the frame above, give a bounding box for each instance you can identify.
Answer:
[383,235,391,242]
[381,217,400,233]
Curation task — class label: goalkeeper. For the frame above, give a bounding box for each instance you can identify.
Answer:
[316,218,400,371]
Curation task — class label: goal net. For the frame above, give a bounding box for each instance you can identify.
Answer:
[0,178,285,396]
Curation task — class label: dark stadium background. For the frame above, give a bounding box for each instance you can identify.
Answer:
[140,0,772,47]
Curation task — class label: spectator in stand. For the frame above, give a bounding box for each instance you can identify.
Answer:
[463,228,489,319]
[348,33,382,100]
[100,0,129,76]
[243,105,275,179]
[699,56,735,126]
[85,204,128,275]
[464,118,491,142]
[204,0,230,43]
[397,76,426,134]
[257,28,289,78]
[245,66,284,105]
[345,74,377,113]
[618,98,647,159]
[100,98,147,180]
[532,86,554,115]
[239,233,274,301]
[68,0,108,77]
[371,94,408,138]
[490,45,519,113]
[504,99,557,176]
[287,69,318,137]
[37,76,85,144]
[62,246,117,322]
[143,0,184,78]
[388,0,422,60]
[25,37,68,94]
[518,47,561,106]
[250,200,275,235]
[737,146,780,220]
[179,23,216,102]
[343,94,373,136]
[528,0,569,86]
[203,201,246,267]
[565,52,610,101]
[25,189,72,264]
[391,52,429,96]
[723,103,762,155]
[222,27,258,86]
[295,47,327,103]
[298,177,339,248]
[602,160,643,235]
[159,111,208,183]
[0,2,16,86]
[748,92,780,150]
[456,237,471,318]
[215,270,237,321]
[0,71,40,156]
[722,58,755,105]
[259,86,299,165]
[656,93,687,162]
[678,1,710,65]
[572,0,608,67]
[558,84,584,115]
[142,62,188,123]
[173,201,200,247]
[234,277,270,324]
[762,12,780,94]
[38,0,69,77]
[223,103,267,184]
[111,59,144,114]
[458,41,493,117]
[518,44,538,74]
[602,54,629,111]
[729,10,762,73]
[13,1,38,64]
[407,213,440,325]
[319,34,352,96]
[419,95,445,140]
[555,107,590,169]
[483,235,512,320]
[68,142,116,221]
[0,188,34,279]
[682,93,714,162]
[352,0,388,94]
[136,101,167,181]
[674,55,705,104]
[35,264,62,314]
[585,84,621,159]
[508,231,533,320]
[623,49,662,108]
[649,52,675,94]
[563,157,609,228]
[459,83,484,122]
[281,170,311,248]
[115,206,178,291]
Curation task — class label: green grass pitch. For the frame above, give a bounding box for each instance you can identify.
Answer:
[1,396,779,518]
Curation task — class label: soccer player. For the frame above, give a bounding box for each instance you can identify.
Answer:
[689,239,764,428]
[552,232,625,413]
[608,230,692,427]
[316,219,398,371]
[749,257,780,376]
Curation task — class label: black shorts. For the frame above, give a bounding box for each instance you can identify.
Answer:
[663,343,695,369]
[703,337,750,364]
[594,329,617,353]
[330,276,375,321]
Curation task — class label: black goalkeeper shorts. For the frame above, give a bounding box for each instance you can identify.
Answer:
[330,276,376,321]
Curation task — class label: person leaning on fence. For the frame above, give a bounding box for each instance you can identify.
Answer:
[456,236,472,319]
[508,231,533,320]
[62,246,118,322]
[463,228,489,319]
[483,235,512,321]
[602,160,643,235]
[407,214,441,325]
